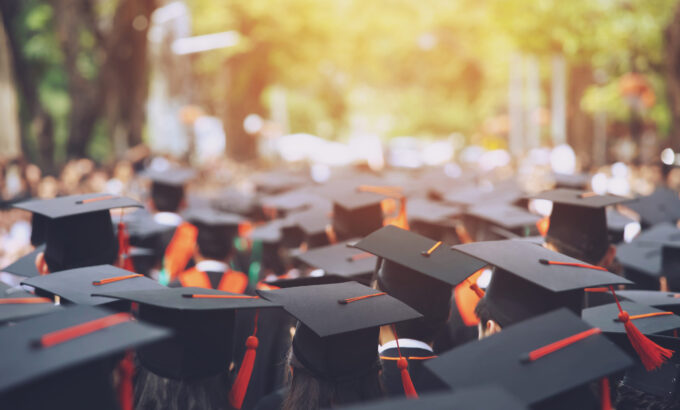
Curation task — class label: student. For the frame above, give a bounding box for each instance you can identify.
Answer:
[353,225,486,397]
[92,286,279,410]
[12,193,142,274]
[255,281,421,410]
[171,208,249,293]
[0,304,169,410]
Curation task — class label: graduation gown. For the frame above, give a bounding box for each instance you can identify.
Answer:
[379,342,448,397]
[170,266,250,293]
[253,387,287,410]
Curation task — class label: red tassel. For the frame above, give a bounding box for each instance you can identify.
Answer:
[229,311,260,409]
[117,351,134,410]
[391,325,418,398]
[117,220,134,272]
[600,377,611,410]
[609,286,674,371]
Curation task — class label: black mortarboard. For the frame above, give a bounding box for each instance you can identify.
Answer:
[465,204,540,239]
[22,265,164,306]
[288,208,333,249]
[454,239,631,326]
[1,244,45,277]
[582,301,680,337]
[532,189,626,264]
[210,188,261,219]
[424,308,633,406]
[616,223,680,289]
[249,220,284,244]
[606,208,636,244]
[615,290,680,315]
[30,213,48,246]
[260,189,328,216]
[340,386,528,410]
[552,172,589,190]
[142,167,195,213]
[262,274,350,289]
[0,284,62,324]
[624,187,680,228]
[354,225,485,332]
[407,198,461,242]
[331,189,386,240]
[0,305,169,407]
[251,170,309,195]
[295,241,377,282]
[183,208,243,260]
[92,287,278,380]
[14,194,143,272]
[257,282,421,380]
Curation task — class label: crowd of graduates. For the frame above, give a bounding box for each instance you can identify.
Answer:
[3,151,680,410]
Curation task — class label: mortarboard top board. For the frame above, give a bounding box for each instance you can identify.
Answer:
[14,193,142,219]
[407,197,461,225]
[623,187,680,228]
[531,188,626,209]
[552,172,590,190]
[453,239,631,326]
[287,208,333,248]
[262,274,350,289]
[466,204,540,230]
[257,282,421,380]
[582,301,680,337]
[616,223,680,279]
[614,290,680,314]
[1,244,45,278]
[251,170,309,194]
[140,167,196,187]
[354,225,487,287]
[249,219,284,244]
[22,264,165,306]
[210,188,261,217]
[92,287,279,380]
[0,283,62,324]
[331,188,386,240]
[295,241,377,280]
[0,304,170,395]
[424,308,633,406]
[183,207,244,227]
[340,386,528,410]
[260,189,328,214]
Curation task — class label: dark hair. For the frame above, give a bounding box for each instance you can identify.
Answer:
[134,367,230,410]
[151,183,184,213]
[282,350,384,410]
[616,382,680,410]
[474,296,494,327]
[195,224,235,261]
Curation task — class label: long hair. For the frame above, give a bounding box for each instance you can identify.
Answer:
[281,350,384,410]
[134,367,231,410]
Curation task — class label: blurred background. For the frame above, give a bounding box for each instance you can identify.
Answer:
[1,1,679,184]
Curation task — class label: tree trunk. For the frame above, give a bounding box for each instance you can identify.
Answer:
[665,2,680,151]
[566,64,595,169]
[0,9,21,159]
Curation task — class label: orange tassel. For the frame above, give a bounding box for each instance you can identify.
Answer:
[609,286,674,371]
[601,377,611,410]
[229,310,260,409]
[117,351,134,410]
[536,216,550,237]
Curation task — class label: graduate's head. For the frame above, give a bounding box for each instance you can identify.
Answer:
[185,208,242,262]
[12,194,142,273]
[353,225,487,344]
[144,168,194,214]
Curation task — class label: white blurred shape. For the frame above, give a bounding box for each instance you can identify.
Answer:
[550,144,576,174]
[310,269,325,277]
[591,173,608,195]
[349,135,384,171]
[444,163,462,178]
[310,163,331,183]
[623,222,642,243]
[194,116,226,161]
[172,31,240,55]
[479,149,511,172]
[243,114,264,135]
[149,157,171,172]
[611,162,629,178]
[477,268,493,289]
[528,199,553,217]
[422,140,454,166]
[661,148,675,165]
[460,145,484,164]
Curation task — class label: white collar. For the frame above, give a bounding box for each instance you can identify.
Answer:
[378,338,433,354]
[153,212,183,227]
[195,260,228,273]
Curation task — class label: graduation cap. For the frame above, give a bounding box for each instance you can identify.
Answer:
[210,188,262,218]
[616,223,680,289]
[142,167,195,213]
[532,189,626,264]
[606,208,637,244]
[257,282,421,391]
[183,208,244,260]
[465,204,540,240]
[295,241,377,283]
[552,172,589,190]
[30,213,48,246]
[288,208,333,249]
[453,239,631,326]
[0,305,169,408]
[14,194,143,272]
[92,287,279,409]
[262,274,350,289]
[251,171,309,195]
[1,244,45,278]
[614,290,680,315]
[340,386,528,410]
[583,301,680,339]
[620,335,680,400]
[330,189,386,241]
[424,308,633,407]
[354,225,486,341]
[623,187,680,228]
[260,189,329,216]
[444,180,526,209]
[0,284,62,324]
[22,265,165,306]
